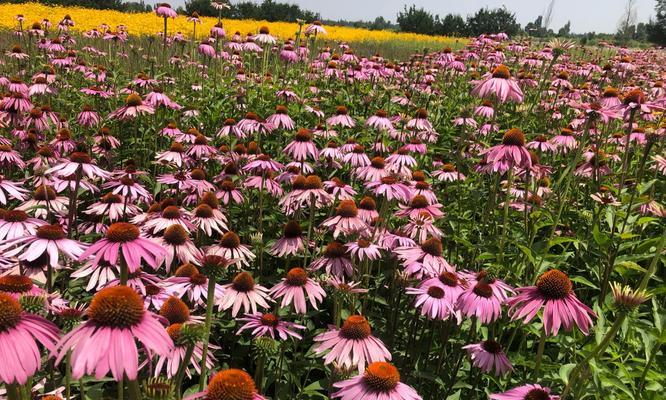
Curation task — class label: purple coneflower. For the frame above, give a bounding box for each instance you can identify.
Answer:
[432,163,466,182]
[108,93,155,120]
[0,274,46,300]
[331,362,421,400]
[472,64,524,103]
[321,200,368,238]
[366,109,393,131]
[365,176,412,202]
[185,369,266,400]
[310,241,354,277]
[269,267,326,314]
[394,237,453,278]
[314,315,391,372]
[490,384,559,400]
[0,175,29,204]
[156,322,218,379]
[507,269,596,335]
[78,222,166,273]
[254,26,276,45]
[327,106,355,128]
[266,105,295,130]
[209,231,256,267]
[236,312,305,340]
[0,292,60,384]
[549,128,577,153]
[55,286,173,381]
[463,340,513,376]
[305,20,327,35]
[0,209,46,241]
[482,128,532,173]
[0,144,26,169]
[0,224,85,268]
[270,220,308,257]
[218,271,272,316]
[356,156,390,182]
[456,274,508,324]
[284,128,318,161]
[396,195,444,219]
[526,134,557,153]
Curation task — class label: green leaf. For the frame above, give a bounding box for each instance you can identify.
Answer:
[515,243,535,264]
[570,275,598,289]
[446,390,462,400]
[559,363,576,384]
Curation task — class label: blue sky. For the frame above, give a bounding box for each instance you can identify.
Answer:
[144,0,657,34]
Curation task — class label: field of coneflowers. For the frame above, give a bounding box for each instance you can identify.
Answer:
[0,3,464,59]
[0,4,664,400]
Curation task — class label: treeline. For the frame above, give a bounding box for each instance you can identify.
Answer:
[322,17,397,32]
[183,0,319,22]
[4,0,665,46]
[1,0,153,12]
[396,5,520,37]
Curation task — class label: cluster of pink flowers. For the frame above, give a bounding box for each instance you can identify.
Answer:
[0,9,664,400]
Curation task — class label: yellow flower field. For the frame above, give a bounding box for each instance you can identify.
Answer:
[0,2,462,47]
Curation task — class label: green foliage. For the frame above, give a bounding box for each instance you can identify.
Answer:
[466,7,521,36]
[183,0,216,17]
[326,16,397,31]
[647,0,666,45]
[396,4,437,35]
[3,0,152,12]
[437,14,466,37]
[558,21,571,37]
[185,0,319,22]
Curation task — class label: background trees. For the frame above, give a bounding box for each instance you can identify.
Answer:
[647,0,666,45]
[395,5,520,37]
[465,7,521,36]
[4,0,666,46]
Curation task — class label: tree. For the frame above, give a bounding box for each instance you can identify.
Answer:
[368,17,393,31]
[437,14,467,36]
[647,0,666,45]
[542,0,556,33]
[525,15,543,36]
[396,5,436,35]
[39,0,124,9]
[558,21,571,36]
[617,0,638,42]
[466,7,521,36]
[123,1,152,12]
[634,22,648,41]
[220,1,319,22]
[185,0,216,16]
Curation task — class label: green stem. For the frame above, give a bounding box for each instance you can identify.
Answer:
[174,344,195,399]
[65,350,72,399]
[537,121,591,273]
[498,168,514,264]
[636,343,661,395]
[637,228,666,292]
[120,255,129,286]
[6,384,20,400]
[198,278,217,390]
[118,378,124,400]
[274,344,286,398]
[127,379,142,400]
[254,354,266,390]
[533,330,547,379]
[79,378,86,399]
[562,227,665,399]
[561,315,626,399]
[303,197,316,267]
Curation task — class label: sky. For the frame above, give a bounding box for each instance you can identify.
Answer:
[148,0,658,34]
